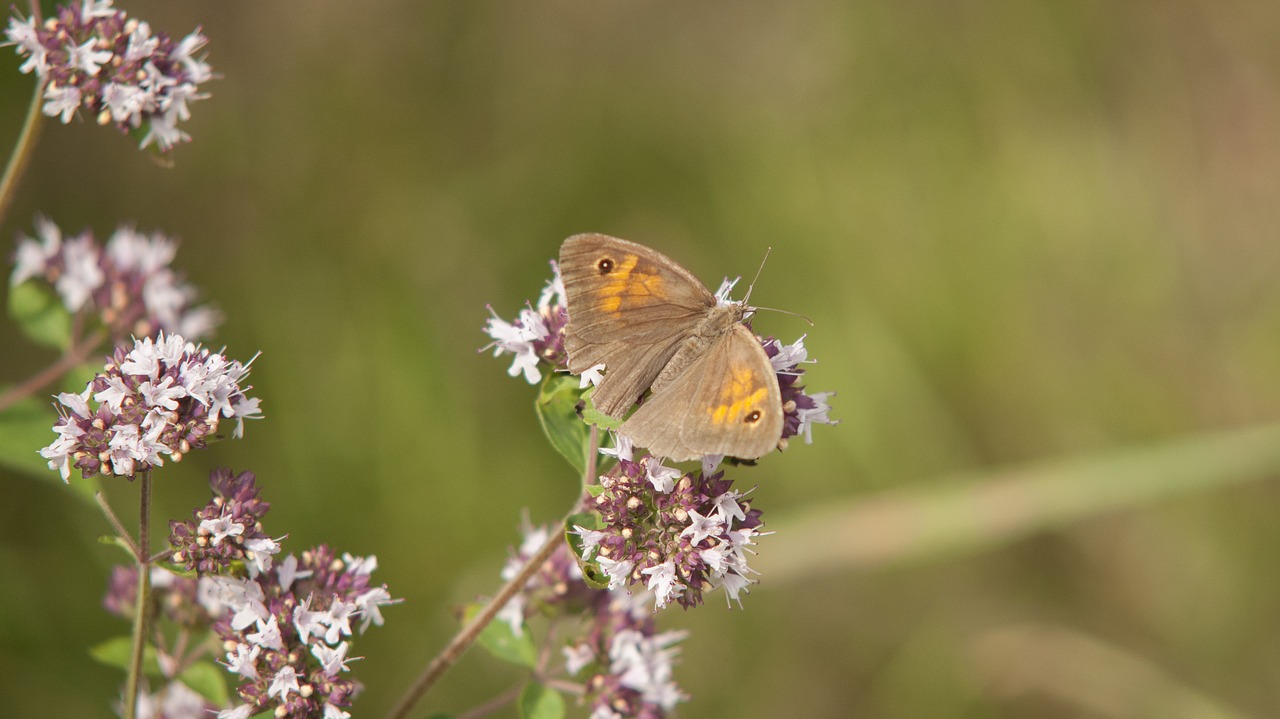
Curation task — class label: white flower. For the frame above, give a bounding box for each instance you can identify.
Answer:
[679,509,724,546]
[199,515,244,546]
[141,110,188,151]
[122,336,162,378]
[267,665,300,701]
[102,81,148,122]
[563,643,595,675]
[322,598,358,645]
[578,362,605,389]
[639,561,684,609]
[57,235,104,311]
[243,536,280,577]
[599,432,633,463]
[247,616,285,652]
[228,581,269,631]
[293,597,327,644]
[711,489,747,523]
[700,453,724,476]
[311,641,354,677]
[93,375,130,412]
[536,263,566,311]
[224,643,260,681]
[643,457,682,493]
[196,575,245,617]
[608,629,687,710]
[355,586,395,633]
[323,705,351,719]
[42,83,82,123]
[483,307,546,384]
[79,0,116,22]
[67,38,113,76]
[10,216,61,286]
[795,391,835,443]
[769,334,809,372]
[700,545,729,576]
[713,277,741,305]
[276,554,310,592]
[217,705,254,719]
[342,553,378,575]
[138,375,188,411]
[170,30,211,83]
[572,525,607,560]
[718,569,753,608]
[157,681,206,719]
[124,21,158,63]
[496,592,527,637]
[596,557,634,591]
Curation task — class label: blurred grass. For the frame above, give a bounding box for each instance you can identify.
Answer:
[2,0,1280,717]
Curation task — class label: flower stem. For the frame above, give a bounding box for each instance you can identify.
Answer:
[454,685,522,719]
[0,76,45,229]
[384,430,601,719]
[95,492,141,559]
[383,526,562,719]
[123,471,153,719]
[0,328,107,414]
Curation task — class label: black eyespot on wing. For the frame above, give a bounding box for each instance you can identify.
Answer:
[597,257,615,274]
[745,410,762,424]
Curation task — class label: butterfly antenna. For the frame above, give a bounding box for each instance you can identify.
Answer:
[742,246,771,305]
[751,305,815,326]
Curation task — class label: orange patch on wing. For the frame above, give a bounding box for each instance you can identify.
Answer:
[709,366,768,425]
[597,254,665,314]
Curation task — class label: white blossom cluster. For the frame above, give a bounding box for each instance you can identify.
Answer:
[4,0,212,151]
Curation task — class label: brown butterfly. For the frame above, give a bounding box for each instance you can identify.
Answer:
[559,233,783,461]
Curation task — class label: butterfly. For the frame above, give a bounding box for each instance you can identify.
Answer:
[559,233,783,461]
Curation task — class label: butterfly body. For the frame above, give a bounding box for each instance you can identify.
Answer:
[559,233,782,461]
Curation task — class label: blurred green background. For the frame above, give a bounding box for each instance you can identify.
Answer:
[3,1,1280,717]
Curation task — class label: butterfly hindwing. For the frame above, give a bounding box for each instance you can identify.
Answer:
[620,324,782,461]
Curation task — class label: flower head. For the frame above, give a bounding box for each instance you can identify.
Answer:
[482,261,570,384]
[4,1,213,151]
[761,335,839,448]
[169,469,280,577]
[201,546,398,719]
[583,447,765,610]
[40,332,260,481]
[565,590,688,718]
[11,218,220,340]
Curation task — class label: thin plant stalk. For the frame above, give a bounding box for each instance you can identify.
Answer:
[384,428,602,719]
[0,328,108,414]
[383,516,564,719]
[123,471,153,719]
[0,77,44,228]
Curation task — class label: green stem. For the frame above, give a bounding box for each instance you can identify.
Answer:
[123,472,153,719]
[0,76,45,229]
[0,328,108,414]
[384,429,602,719]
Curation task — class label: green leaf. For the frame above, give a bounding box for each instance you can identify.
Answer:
[464,603,536,668]
[534,374,591,476]
[578,390,625,432]
[564,512,609,590]
[8,280,72,350]
[89,637,161,676]
[519,682,566,719]
[0,394,55,477]
[179,661,230,706]
[0,393,100,502]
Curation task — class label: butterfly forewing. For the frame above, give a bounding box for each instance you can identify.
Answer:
[560,234,716,417]
[621,325,782,461]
